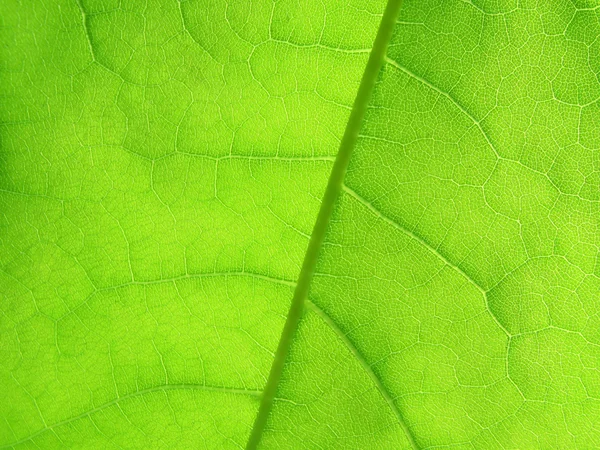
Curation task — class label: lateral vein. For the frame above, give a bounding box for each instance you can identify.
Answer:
[343,184,511,338]
[2,385,260,449]
[305,299,420,450]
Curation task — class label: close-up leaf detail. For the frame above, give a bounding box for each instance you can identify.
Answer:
[1,0,600,448]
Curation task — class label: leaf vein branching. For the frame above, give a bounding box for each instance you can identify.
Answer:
[342,184,511,338]
[245,1,405,448]
[305,299,420,450]
[94,271,296,290]
[384,56,501,160]
[50,272,296,322]
[75,0,96,63]
[268,38,372,54]
[384,56,596,202]
[1,385,261,449]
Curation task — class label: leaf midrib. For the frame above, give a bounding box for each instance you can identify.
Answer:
[244,1,411,448]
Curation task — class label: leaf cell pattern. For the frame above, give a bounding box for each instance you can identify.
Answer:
[1,0,599,448]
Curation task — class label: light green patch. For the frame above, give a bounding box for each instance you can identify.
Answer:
[2,0,600,448]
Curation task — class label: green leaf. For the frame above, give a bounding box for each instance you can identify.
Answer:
[1,0,599,449]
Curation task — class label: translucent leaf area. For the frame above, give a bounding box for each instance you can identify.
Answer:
[1,0,599,448]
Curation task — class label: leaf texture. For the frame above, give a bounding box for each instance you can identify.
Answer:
[1,0,600,449]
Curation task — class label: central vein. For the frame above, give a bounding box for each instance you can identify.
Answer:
[245,1,404,448]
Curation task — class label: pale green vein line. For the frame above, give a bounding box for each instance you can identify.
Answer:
[75,0,96,63]
[343,184,512,338]
[244,1,403,448]
[3,271,298,337]
[166,153,337,163]
[52,271,296,323]
[305,299,420,450]
[386,57,589,202]
[269,38,372,54]
[384,56,501,159]
[93,271,297,290]
[1,384,260,449]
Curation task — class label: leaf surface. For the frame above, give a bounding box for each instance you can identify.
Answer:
[1,0,600,449]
